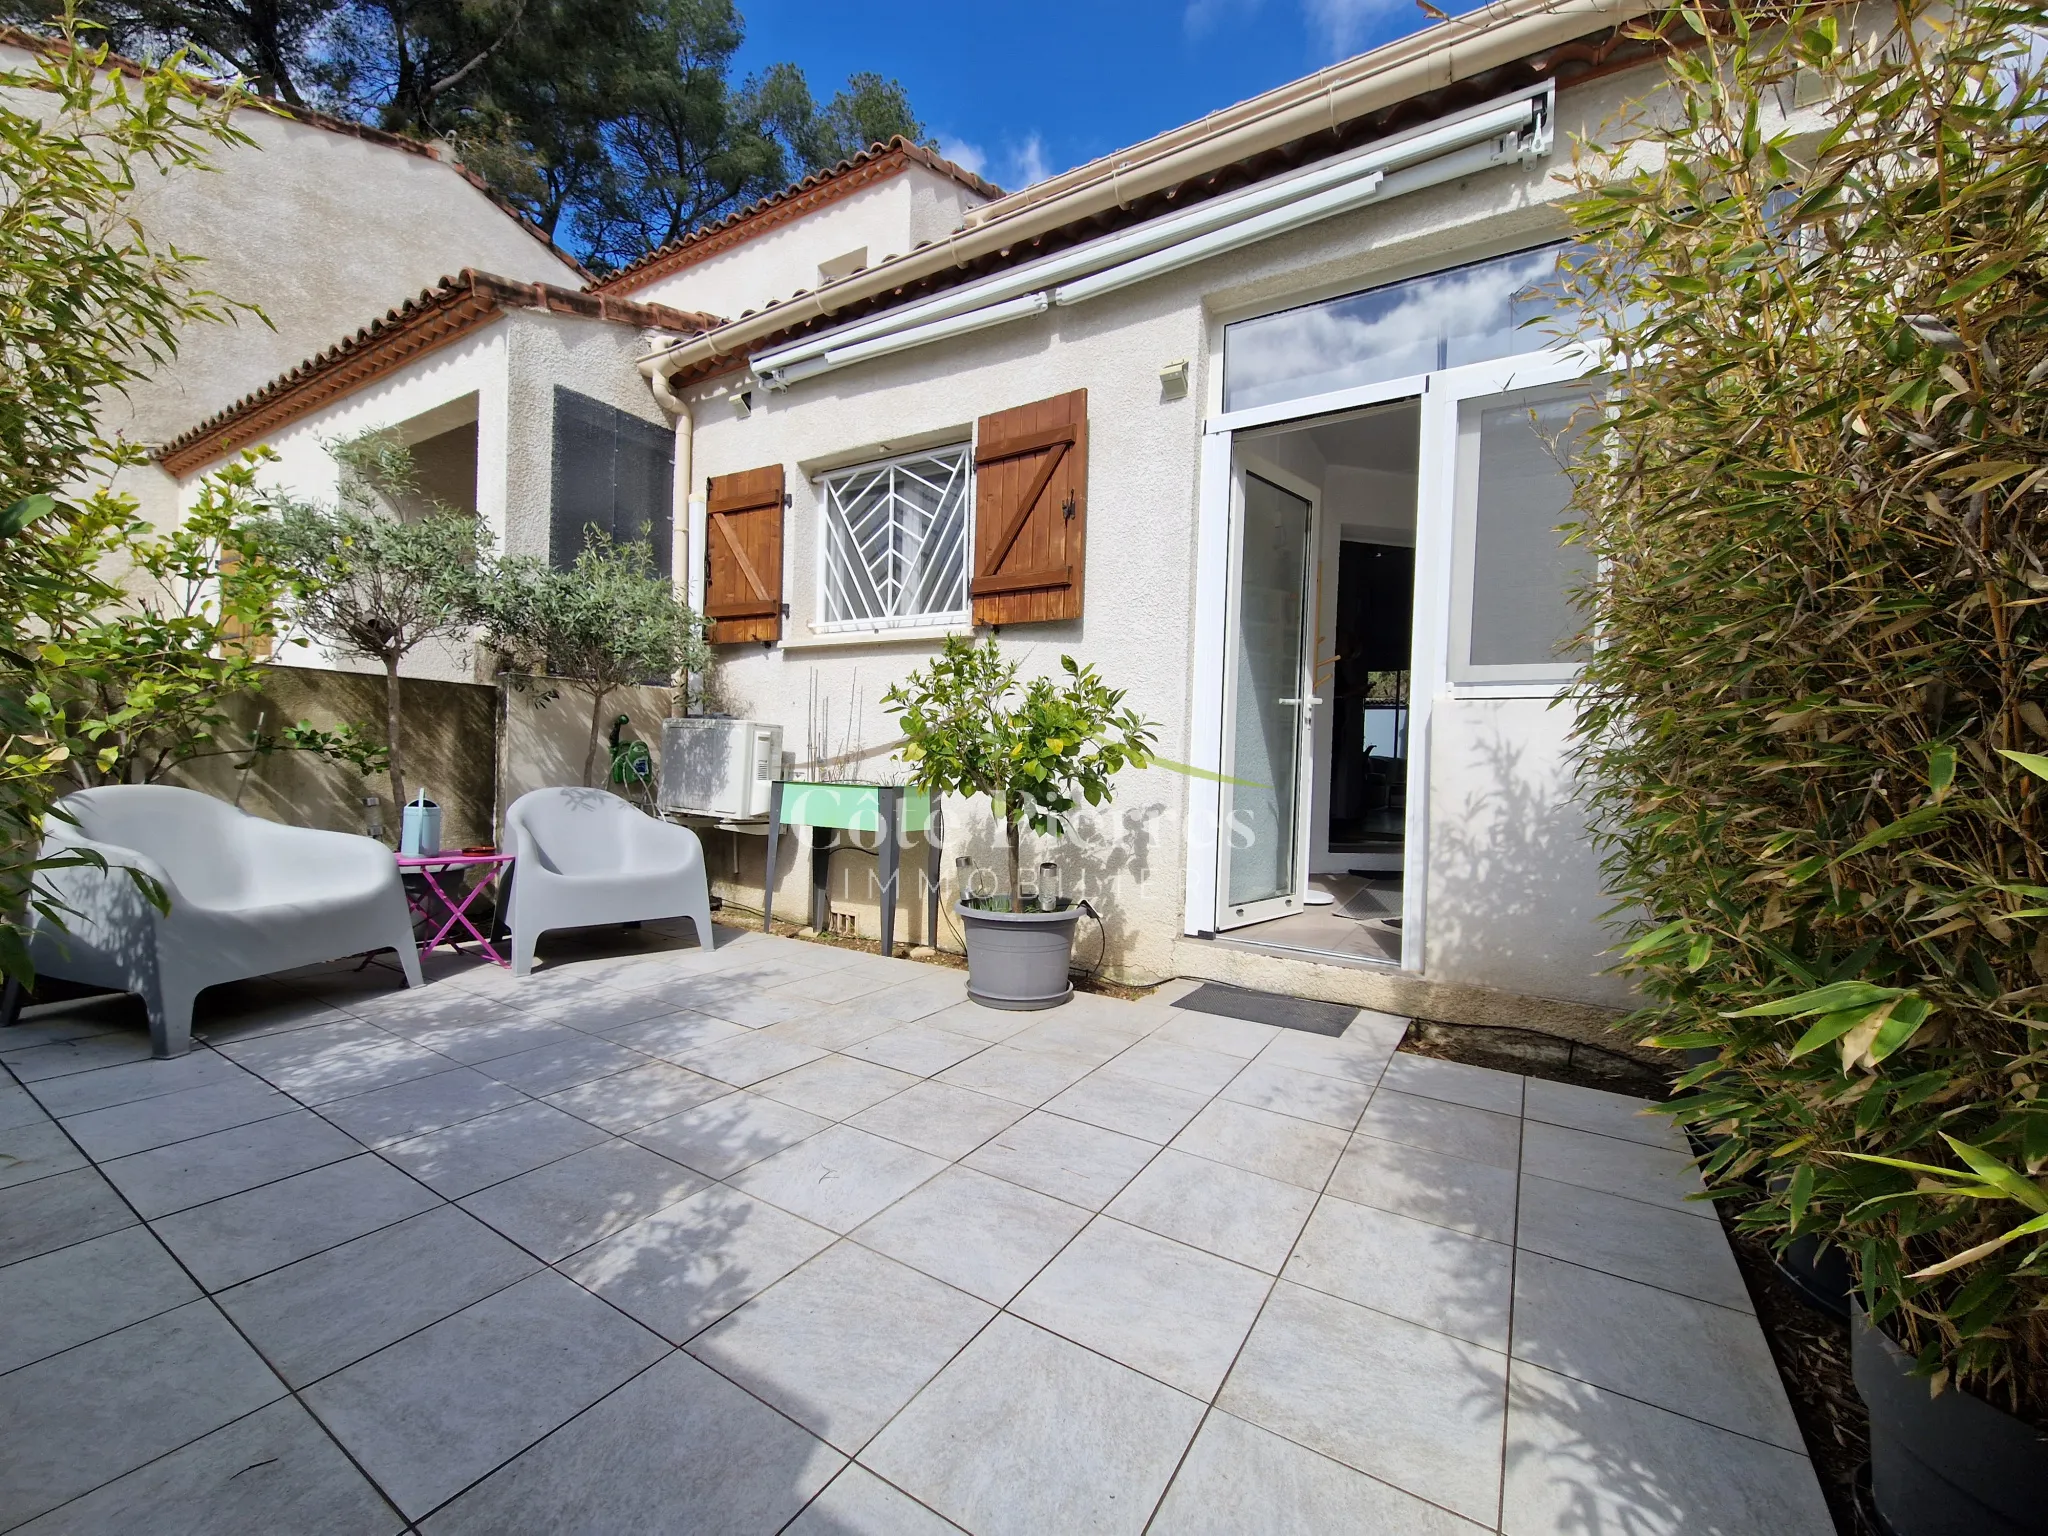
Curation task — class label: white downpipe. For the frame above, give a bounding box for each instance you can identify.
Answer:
[750,84,1550,391]
[645,363,709,703]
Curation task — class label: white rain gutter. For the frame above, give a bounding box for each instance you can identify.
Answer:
[635,0,1645,391]
[747,82,1550,391]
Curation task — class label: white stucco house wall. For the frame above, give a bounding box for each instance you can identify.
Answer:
[0,28,588,532]
[150,0,1830,1039]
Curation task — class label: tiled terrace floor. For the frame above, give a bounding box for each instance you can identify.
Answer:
[0,926,1833,1534]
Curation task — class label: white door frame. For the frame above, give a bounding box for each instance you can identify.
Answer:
[1214,451,1321,930]
[1185,348,1588,972]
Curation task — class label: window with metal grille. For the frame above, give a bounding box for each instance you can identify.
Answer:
[816,447,971,630]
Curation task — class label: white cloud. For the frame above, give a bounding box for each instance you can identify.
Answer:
[1304,0,1412,58]
[939,131,1055,192]
[938,136,990,178]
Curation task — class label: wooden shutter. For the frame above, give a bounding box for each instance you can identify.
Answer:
[704,464,785,644]
[971,389,1086,626]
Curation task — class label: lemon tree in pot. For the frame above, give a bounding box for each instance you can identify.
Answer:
[1560,2,2048,1530]
[884,636,1154,1009]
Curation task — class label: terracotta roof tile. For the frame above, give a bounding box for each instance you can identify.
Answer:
[156,271,715,476]
[589,137,1002,297]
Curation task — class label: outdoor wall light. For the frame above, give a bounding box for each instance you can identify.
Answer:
[732,389,754,419]
[1158,360,1190,401]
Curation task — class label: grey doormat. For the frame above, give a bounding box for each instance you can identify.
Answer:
[1171,982,1357,1037]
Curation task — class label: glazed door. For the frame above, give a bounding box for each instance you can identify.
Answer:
[1215,462,1318,929]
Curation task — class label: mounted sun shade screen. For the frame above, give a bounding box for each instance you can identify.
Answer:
[548,386,675,574]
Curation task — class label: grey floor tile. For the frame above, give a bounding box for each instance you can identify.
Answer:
[541,1060,729,1132]
[730,1124,948,1233]
[854,975,971,1024]
[1253,1029,1393,1086]
[1356,1089,1524,1171]
[1043,1069,1210,1144]
[0,1300,286,1529]
[1510,1252,1802,1449]
[1105,1147,1318,1274]
[863,1314,1204,1536]
[151,1154,441,1291]
[760,1005,901,1053]
[1522,1077,1686,1151]
[917,998,1037,1044]
[1345,1009,1413,1056]
[421,1349,842,1536]
[674,1031,828,1087]
[841,1022,990,1078]
[301,1269,668,1519]
[497,987,675,1036]
[847,1080,1027,1160]
[1107,1039,1246,1096]
[471,1035,648,1097]
[773,963,906,1004]
[1518,1173,1752,1312]
[0,1225,198,1373]
[627,1091,830,1179]
[934,1044,1099,1107]
[786,1465,965,1535]
[1218,1280,1507,1525]
[1378,1052,1525,1113]
[312,1067,527,1149]
[100,1111,362,1218]
[0,1081,46,1131]
[218,1206,541,1387]
[459,1139,707,1261]
[1003,1010,1150,1064]
[379,1100,610,1199]
[1326,1135,1520,1243]
[755,1054,921,1120]
[0,1167,138,1266]
[1521,1122,1708,1214]
[1285,1194,1513,1350]
[3,1030,159,1084]
[685,988,816,1031]
[11,1397,401,1536]
[1219,1061,1374,1131]
[602,1009,749,1058]
[688,1240,993,1452]
[219,1022,451,1104]
[400,1014,581,1065]
[193,992,357,1048]
[0,1120,88,1190]
[22,1047,246,1116]
[1012,1217,1272,1400]
[1503,1360,1833,1536]
[58,1076,295,1162]
[338,984,526,1035]
[1146,1010,1282,1059]
[561,1182,834,1341]
[1170,1100,1347,1192]
[964,1110,1159,1210]
[852,1165,1091,1304]
[1152,1408,1485,1535]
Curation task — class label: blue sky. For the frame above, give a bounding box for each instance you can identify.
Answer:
[731,0,1440,193]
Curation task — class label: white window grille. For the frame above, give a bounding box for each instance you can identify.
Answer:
[817,447,971,631]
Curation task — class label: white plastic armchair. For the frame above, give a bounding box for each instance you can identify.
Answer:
[29,785,423,1058]
[504,787,715,977]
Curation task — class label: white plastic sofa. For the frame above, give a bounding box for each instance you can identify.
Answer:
[504,787,715,977]
[29,785,423,1057]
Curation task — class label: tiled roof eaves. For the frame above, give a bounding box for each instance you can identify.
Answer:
[590,137,1003,297]
[0,26,594,283]
[156,271,716,476]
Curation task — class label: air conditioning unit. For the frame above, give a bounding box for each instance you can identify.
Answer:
[659,718,782,818]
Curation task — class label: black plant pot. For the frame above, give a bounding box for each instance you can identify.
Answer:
[1776,1232,1856,1322]
[1852,1304,2048,1535]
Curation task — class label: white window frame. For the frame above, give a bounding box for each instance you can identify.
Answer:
[813,444,974,634]
[1438,359,1604,689]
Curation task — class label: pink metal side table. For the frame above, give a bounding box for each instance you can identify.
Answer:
[397,851,516,968]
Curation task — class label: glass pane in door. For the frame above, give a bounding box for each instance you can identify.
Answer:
[1226,473,1312,909]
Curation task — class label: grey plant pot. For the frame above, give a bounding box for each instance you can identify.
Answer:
[956,901,1079,1011]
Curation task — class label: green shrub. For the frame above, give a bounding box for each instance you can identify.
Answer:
[1563,0,2048,1407]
